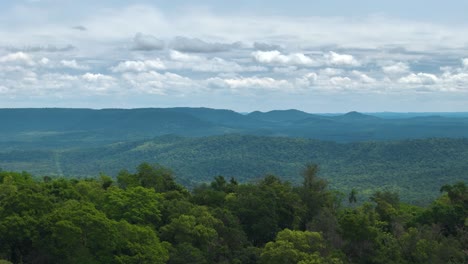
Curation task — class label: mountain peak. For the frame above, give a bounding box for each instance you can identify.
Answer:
[336,111,380,121]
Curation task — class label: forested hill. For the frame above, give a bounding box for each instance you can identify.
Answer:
[2,134,468,204]
[2,108,468,144]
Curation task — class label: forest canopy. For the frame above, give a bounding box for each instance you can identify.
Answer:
[0,163,466,264]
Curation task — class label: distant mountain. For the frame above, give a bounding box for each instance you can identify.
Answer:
[2,107,468,145]
[248,109,318,123]
[332,111,382,122]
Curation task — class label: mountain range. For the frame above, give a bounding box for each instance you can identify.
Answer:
[2,107,468,148]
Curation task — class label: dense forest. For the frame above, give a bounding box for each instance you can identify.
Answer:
[2,135,468,204]
[0,163,466,264]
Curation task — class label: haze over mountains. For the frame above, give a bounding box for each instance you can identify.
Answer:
[2,107,468,147]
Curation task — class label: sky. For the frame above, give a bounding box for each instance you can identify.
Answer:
[1,0,468,112]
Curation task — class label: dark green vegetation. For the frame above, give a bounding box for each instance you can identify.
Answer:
[2,134,468,204]
[0,164,466,264]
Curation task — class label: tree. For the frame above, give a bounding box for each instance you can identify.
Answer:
[260,229,342,264]
[348,189,358,204]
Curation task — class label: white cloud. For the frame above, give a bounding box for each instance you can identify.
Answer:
[399,73,438,85]
[132,33,165,51]
[111,59,166,72]
[319,68,344,76]
[171,37,241,53]
[0,52,35,66]
[329,76,353,86]
[325,51,360,66]
[39,57,49,65]
[60,60,89,70]
[208,76,292,91]
[252,50,317,66]
[122,71,196,95]
[352,71,376,83]
[382,62,410,75]
[169,50,202,62]
[169,50,266,73]
[82,73,114,82]
[462,58,468,68]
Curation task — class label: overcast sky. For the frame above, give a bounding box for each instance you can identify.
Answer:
[1,0,468,112]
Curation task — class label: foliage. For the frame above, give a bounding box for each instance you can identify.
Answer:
[0,164,466,263]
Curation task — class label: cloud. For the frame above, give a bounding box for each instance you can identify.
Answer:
[253,42,282,51]
[382,62,410,75]
[319,68,344,76]
[0,52,35,66]
[81,73,116,92]
[463,58,468,68]
[0,85,9,94]
[60,59,89,70]
[72,25,87,31]
[295,72,318,88]
[351,71,376,83]
[329,76,353,87]
[5,45,75,53]
[168,50,266,72]
[171,37,241,53]
[208,76,292,91]
[325,51,360,66]
[111,59,166,72]
[39,57,50,65]
[169,50,201,62]
[82,73,114,82]
[122,71,197,95]
[399,73,438,85]
[252,50,317,66]
[132,33,165,51]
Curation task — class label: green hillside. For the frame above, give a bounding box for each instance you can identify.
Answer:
[2,135,468,204]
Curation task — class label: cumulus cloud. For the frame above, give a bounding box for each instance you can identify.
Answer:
[252,50,317,66]
[82,73,114,82]
[352,71,376,83]
[111,59,166,72]
[171,37,241,53]
[463,58,468,68]
[0,52,35,66]
[208,76,292,91]
[169,50,202,62]
[253,42,282,51]
[81,73,116,92]
[382,62,410,75]
[122,71,196,95]
[325,51,360,66]
[39,57,50,65]
[399,73,438,85]
[329,76,353,87]
[319,68,344,76]
[132,33,165,51]
[60,60,89,70]
[295,72,318,88]
[168,50,266,72]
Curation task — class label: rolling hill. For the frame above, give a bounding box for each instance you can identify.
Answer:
[1,134,467,204]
